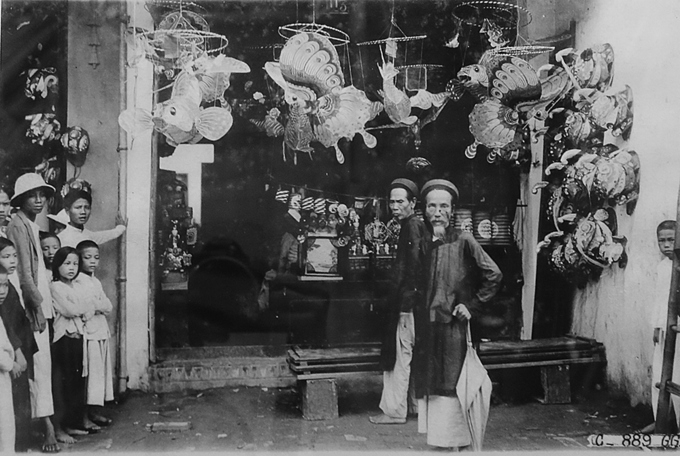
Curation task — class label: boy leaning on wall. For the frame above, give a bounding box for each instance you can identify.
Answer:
[642,220,680,433]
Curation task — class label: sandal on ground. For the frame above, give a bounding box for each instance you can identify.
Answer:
[90,415,113,426]
[368,413,406,424]
[64,428,88,436]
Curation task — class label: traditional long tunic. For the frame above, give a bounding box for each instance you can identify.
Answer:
[413,228,501,448]
[7,212,55,419]
[75,273,114,406]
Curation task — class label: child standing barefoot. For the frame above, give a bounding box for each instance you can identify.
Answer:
[39,232,75,445]
[6,173,59,452]
[75,240,113,427]
[50,247,95,437]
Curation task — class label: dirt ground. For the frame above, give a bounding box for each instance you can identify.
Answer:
[37,374,655,454]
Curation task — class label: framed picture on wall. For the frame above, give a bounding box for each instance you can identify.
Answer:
[300,235,342,280]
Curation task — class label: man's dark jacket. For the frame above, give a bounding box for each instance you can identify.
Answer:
[379,213,429,371]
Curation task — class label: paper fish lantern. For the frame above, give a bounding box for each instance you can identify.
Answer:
[468,99,520,149]
[118,71,233,148]
[265,32,383,164]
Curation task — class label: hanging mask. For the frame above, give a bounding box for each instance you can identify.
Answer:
[25,113,61,145]
[60,126,90,167]
[24,67,59,100]
[60,178,93,200]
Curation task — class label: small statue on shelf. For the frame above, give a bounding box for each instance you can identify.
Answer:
[162,221,192,274]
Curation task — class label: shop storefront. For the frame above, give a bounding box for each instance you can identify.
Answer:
[4,0,680,409]
[138,2,530,352]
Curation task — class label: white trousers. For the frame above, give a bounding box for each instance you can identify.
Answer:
[418,395,471,449]
[30,327,54,418]
[86,338,114,406]
[379,312,415,419]
[652,334,680,427]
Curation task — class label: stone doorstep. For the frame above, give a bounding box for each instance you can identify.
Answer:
[148,356,295,393]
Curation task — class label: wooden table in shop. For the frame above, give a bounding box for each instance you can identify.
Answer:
[288,336,606,420]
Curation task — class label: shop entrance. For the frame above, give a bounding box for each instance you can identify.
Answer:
[150,0,524,352]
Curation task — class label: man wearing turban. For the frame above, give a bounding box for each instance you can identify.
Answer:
[370,179,429,424]
[413,179,502,450]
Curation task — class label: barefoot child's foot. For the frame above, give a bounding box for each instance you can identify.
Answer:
[82,416,101,432]
[55,427,76,444]
[42,417,61,453]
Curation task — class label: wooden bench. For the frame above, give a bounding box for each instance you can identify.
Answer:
[287,336,606,420]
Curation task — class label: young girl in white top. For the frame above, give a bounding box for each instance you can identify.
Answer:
[50,247,96,436]
[75,240,113,426]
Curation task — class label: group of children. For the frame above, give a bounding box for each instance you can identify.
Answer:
[0,173,124,452]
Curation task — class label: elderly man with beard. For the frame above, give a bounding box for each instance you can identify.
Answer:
[370,179,429,425]
[413,179,502,450]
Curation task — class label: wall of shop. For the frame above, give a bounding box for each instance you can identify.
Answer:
[68,0,154,390]
[66,0,124,372]
[555,0,680,405]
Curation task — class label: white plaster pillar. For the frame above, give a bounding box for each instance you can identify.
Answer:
[124,0,154,390]
[519,120,545,340]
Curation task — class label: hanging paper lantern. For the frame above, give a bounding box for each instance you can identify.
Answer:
[302,197,315,211]
[314,198,326,214]
[34,156,61,186]
[469,99,519,150]
[60,126,90,167]
[454,208,473,233]
[275,189,290,204]
[24,67,59,100]
[25,113,61,146]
